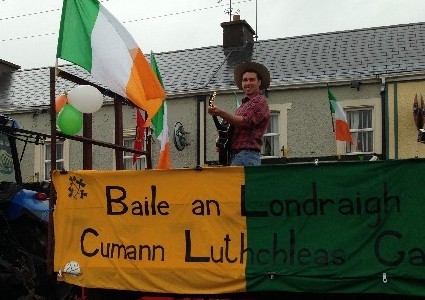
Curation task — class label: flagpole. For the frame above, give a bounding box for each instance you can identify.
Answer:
[55,58,59,78]
[328,84,338,156]
[327,83,335,132]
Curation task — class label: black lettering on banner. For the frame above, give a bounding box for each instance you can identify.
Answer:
[210,234,238,263]
[290,229,295,265]
[375,230,404,266]
[130,185,169,216]
[185,230,210,262]
[297,248,311,265]
[332,249,345,265]
[240,185,268,217]
[364,196,381,227]
[384,182,401,213]
[257,248,270,265]
[192,199,221,216]
[408,248,425,266]
[184,228,345,267]
[96,179,405,270]
[106,186,128,215]
[375,230,425,267]
[105,185,169,216]
[81,227,99,257]
[81,227,165,261]
[240,182,401,229]
[303,182,318,215]
[273,232,288,265]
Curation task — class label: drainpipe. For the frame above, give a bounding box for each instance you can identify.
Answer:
[196,95,202,167]
[380,76,387,160]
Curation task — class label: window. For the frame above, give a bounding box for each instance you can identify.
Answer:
[262,112,280,157]
[261,103,292,159]
[113,128,147,170]
[44,141,64,180]
[123,137,146,170]
[346,108,373,153]
[35,139,69,181]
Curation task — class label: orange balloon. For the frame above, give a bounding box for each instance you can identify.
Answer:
[55,94,68,113]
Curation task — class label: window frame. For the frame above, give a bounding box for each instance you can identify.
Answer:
[34,138,69,181]
[116,128,147,170]
[261,103,292,159]
[261,112,280,158]
[345,107,374,154]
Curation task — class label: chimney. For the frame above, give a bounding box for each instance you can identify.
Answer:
[221,15,255,48]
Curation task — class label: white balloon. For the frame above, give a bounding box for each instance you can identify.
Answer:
[67,85,103,114]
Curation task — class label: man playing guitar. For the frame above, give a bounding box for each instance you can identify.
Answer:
[208,61,270,166]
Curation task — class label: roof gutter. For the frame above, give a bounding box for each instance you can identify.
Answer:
[166,70,425,99]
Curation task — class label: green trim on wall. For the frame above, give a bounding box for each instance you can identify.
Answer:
[385,85,389,159]
[394,83,398,159]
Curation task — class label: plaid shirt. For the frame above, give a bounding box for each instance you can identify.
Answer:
[231,91,270,151]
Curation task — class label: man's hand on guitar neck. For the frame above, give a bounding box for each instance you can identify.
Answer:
[207,105,243,127]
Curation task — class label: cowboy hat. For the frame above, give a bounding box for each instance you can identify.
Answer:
[234,61,270,90]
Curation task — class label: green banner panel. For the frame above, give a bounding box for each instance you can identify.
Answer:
[244,159,425,296]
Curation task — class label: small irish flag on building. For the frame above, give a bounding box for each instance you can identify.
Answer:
[328,88,353,144]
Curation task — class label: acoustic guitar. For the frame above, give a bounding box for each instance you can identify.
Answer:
[208,92,233,166]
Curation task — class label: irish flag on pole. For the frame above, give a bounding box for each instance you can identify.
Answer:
[56,0,166,125]
[150,52,171,169]
[328,88,353,144]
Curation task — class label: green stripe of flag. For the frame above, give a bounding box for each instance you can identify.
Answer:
[150,52,165,138]
[56,0,99,71]
[328,88,336,114]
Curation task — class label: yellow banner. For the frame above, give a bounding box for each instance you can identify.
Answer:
[52,167,245,294]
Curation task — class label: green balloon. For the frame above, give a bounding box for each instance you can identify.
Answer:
[57,104,83,135]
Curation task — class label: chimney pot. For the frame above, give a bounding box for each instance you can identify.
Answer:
[233,15,240,21]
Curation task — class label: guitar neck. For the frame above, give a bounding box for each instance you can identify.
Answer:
[212,116,226,131]
[209,91,230,131]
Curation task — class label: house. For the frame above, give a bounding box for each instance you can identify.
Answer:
[1,18,425,182]
[0,59,20,73]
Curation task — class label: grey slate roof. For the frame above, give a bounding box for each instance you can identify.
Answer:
[0,64,99,110]
[1,22,425,109]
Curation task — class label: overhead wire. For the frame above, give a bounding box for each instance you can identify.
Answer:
[0,0,253,43]
[122,0,253,24]
[0,0,112,21]
[0,0,251,22]
[1,32,56,42]
[1,0,253,43]
[0,8,58,21]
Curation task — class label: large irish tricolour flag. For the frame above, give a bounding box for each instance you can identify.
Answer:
[56,0,166,125]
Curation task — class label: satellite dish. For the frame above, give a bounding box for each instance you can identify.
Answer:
[173,122,189,151]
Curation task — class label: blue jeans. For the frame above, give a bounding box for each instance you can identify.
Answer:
[231,150,261,166]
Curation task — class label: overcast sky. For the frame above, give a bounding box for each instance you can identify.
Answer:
[1,0,425,70]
